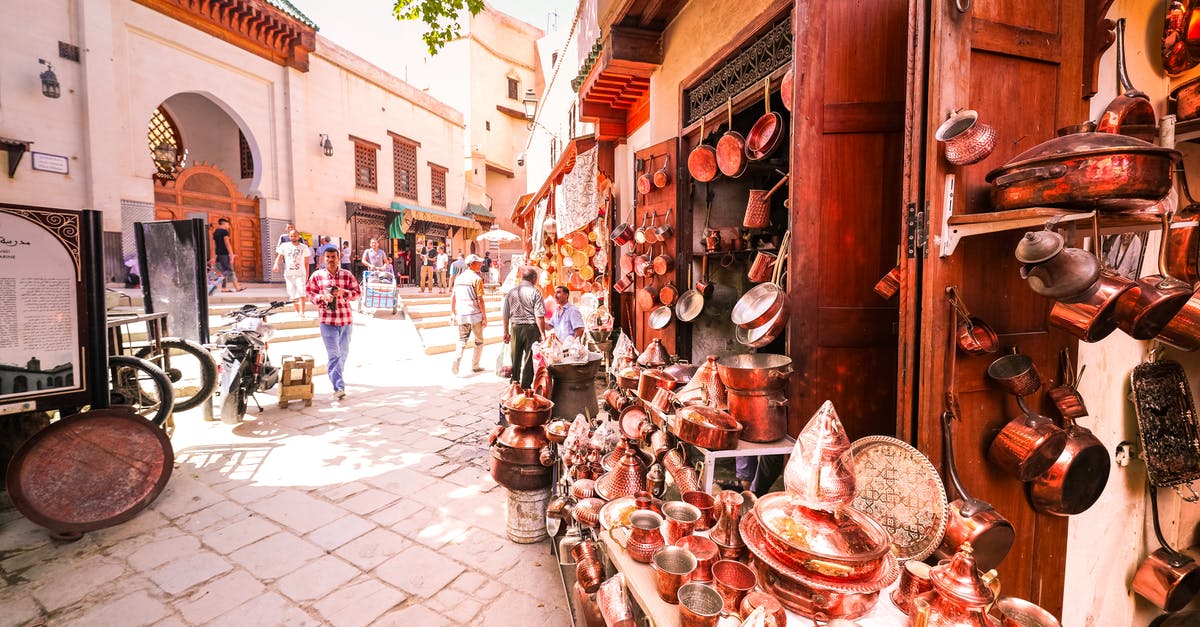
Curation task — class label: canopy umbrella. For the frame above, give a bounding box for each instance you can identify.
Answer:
[477,225,520,243]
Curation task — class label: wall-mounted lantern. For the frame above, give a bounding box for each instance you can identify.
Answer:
[38,59,60,99]
[319,134,334,157]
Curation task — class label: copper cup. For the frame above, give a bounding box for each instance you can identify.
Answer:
[571,540,599,564]
[994,596,1062,627]
[712,559,757,614]
[575,557,604,593]
[747,251,776,283]
[652,545,698,604]
[890,560,933,615]
[987,353,1042,397]
[681,491,717,530]
[1132,547,1200,611]
[675,535,720,583]
[678,582,724,627]
[661,500,702,544]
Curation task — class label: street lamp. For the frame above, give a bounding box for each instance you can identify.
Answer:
[521,89,538,129]
[152,141,178,180]
[38,59,60,99]
[319,134,334,157]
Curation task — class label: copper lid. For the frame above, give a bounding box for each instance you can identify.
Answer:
[1014,230,1065,264]
[637,338,670,367]
[496,425,549,450]
[595,445,648,500]
[783,400,857,510]
[753,492,891,564]
[930,542,996,606]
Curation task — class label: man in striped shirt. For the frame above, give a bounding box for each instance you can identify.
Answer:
[502,267,547,388]
[306,246,362,399]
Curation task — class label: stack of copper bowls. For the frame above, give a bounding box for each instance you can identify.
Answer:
[490,389,555,490]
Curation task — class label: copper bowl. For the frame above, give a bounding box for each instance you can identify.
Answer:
[670,406,743,450]
[544,419,570,445]
[571,479,596,500]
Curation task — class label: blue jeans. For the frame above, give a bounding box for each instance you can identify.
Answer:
[320,323,352,391]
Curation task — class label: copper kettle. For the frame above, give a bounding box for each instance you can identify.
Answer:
[910,542,1001,627]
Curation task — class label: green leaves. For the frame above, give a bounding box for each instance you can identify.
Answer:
[392,0,486,55]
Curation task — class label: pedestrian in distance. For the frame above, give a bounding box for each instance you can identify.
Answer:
[450,254,487,375]
[502,266,546,389]
[278,223,296,246]
[273,229,312,317]
[481,251,493,277]
[419,241,436,293]
[340,240,352,271]
[435,246,450,294]
[449,253,466,281]
[361,238,390,273]
[550,285,586,341]
[306,245,361,400]
[211,217,245,292]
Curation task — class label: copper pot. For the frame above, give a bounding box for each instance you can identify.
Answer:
[987,396,1068,482]
[1133,486,1200,611]
[716,98,748,178]
[616,366,641,390]
[653,249,675,276]
[611,215,636,246]
[636,283,660,309]
[1027,414,1109,516]
[1159,283,1200,351]
[654,207,674,241]
[688,119,719,183]
[638,369,678,403]
[747,251,777,283]
[727,389,787,443]
[949,287,998,355]
[1114,213,1192,340]
[716,353,793,391]
[935,109,997,166]
[637,160,654,196]
[503,388,554,427]
[670,405,742,450]
[1049,213,1138,342]
[634,213,652,245]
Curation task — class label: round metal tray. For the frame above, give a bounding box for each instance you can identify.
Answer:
[6,408,174,535]
[849,435,948,562]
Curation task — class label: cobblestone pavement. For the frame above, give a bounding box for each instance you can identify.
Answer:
[0,305,570,626]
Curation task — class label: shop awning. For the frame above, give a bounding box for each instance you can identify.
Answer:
[512,134,598,224]
[390,201,482,231]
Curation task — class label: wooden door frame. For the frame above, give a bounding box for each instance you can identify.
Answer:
[153,164,262,281]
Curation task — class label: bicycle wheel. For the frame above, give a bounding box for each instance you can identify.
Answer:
[135,338,218,412]
[108,355,174,428]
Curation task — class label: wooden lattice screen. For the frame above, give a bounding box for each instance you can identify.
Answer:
[430,164,447,207]
[353,139,378,190]
[238,131,254,179]
[392,135,418,200]
[148,107,185,169]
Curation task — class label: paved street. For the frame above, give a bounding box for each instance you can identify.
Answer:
[0,295,571,626]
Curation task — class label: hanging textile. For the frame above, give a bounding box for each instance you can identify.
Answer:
[388,213,406,239]
[558,145,600,236]
[531,198,548,260]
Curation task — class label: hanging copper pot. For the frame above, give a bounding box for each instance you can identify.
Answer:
[746,77,786,161]
[653,154,672,188]
[1097,19,1158,142]
[659,282,679,307]
[1113,213,1192,340]
[934,109,997,166]
[1027,412,1109,516]
[634,213,652,245]
[1133,485,1200,611]
[781,65,794,111]
[744,174,788,229]
[716,98,749,178]
[637,158,654,196]
[653,246,675,276]
[689,119,720,182]
[1048,214,1138,343]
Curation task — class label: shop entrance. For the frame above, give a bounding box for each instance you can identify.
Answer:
[154,165,262,281]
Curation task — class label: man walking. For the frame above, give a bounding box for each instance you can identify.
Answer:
[419,241,436,292]
[306,245,361,399]
[502,267,546,388]
[450,254,487,375]
[449,253,467,282]
[211,218,245,292]
[549,285,586,341]
[435,246,450,294]
[340,241,352,271]
[273,229,311,317]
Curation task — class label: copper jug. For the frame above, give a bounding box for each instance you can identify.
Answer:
[910,542,1001,627]
[708,490,747,559]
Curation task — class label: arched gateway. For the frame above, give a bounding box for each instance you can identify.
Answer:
[153,164,262,281]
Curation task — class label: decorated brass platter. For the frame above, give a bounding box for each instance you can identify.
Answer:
[598,496,638,531]
[740,510,900,595]
[849,436,948,562]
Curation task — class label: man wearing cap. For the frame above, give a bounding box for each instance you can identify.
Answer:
[450,254,488,375]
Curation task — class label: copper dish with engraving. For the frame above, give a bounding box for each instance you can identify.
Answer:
[849,436,948,562]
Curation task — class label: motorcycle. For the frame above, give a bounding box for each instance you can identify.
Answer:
[212,301,286,424]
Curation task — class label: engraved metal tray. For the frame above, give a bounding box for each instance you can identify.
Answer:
[1130,360,1200,488]
[849,436,948,562]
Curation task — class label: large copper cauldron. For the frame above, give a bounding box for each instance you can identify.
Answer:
[490,425,552,490]
[716,353,793,391]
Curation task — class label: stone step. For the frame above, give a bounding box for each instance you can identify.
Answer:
[421,334,507,356]
[399,295,504,307]
[407,303,502,320]
[413,318,504,331]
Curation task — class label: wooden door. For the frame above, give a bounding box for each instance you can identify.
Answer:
[786,0,908,441]
[913,0,1088,614]
[154,164,262,280]
[632,139,679,355]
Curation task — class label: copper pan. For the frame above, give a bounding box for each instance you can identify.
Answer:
[637,158,654,196]
[1166,165,1200,284]
[659,282,679,306]
[653,154,672,188]
[634,213,651,245]
[1114,212,1192,340]
[1027,412,1109,516]
[1159,283,1200,351]
[688,119,719,183]
[1049,214,1137,342]
[1097,19,1158,142]
[780,65,794,111]
[636,282,659,309]
[949,287,998,355]
[935,396,1015,572]
[653,246,675,276]
[1133,485,1200,611]
[746,77,785,161]
[716,98,748,178]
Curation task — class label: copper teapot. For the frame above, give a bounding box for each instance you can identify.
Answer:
[910,543,1001,627]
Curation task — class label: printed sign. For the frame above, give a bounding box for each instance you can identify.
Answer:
[30,152,69,175]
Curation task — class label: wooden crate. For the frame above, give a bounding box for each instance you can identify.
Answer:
[278,355,314,408]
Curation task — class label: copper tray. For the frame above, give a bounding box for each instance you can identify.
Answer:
[849,436,948,561]
[598,496,638,531]
[6,408,174,534]
[740,510,899,595]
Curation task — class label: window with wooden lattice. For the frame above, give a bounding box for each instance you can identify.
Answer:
[507,77,518,100]
[148,107,186,172]
[354,140,377,190]
[430,164,447,207]
[238,130,254,179]
[392,135,418,200]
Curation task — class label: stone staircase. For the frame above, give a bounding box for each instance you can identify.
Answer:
[106,285,323,346]
[402,291,508,355]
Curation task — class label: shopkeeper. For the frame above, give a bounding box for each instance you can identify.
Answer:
[549,286,585,341]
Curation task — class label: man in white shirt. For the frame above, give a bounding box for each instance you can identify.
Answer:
[272,230,312,317]
[361,238,390,274]
[435,246,450,294]
[450,255,487,375]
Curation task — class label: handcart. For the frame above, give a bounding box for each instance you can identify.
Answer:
[358,270,398,315]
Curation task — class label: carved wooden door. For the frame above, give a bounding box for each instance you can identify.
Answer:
[154,164,262,281]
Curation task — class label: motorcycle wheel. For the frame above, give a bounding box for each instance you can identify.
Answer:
[220,376,249,425]
[135,338,218,412]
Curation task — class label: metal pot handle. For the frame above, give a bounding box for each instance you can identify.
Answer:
[769,367,795,380]
[993,165,1068,187]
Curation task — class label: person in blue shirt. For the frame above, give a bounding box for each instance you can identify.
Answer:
[549,285,586,341]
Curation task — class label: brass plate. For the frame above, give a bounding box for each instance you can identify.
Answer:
[849,436,948,562]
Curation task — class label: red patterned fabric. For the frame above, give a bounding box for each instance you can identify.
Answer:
[306,268,361,326]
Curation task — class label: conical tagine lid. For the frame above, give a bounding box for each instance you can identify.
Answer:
[783,400,857,510]
[637,338,670,368]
